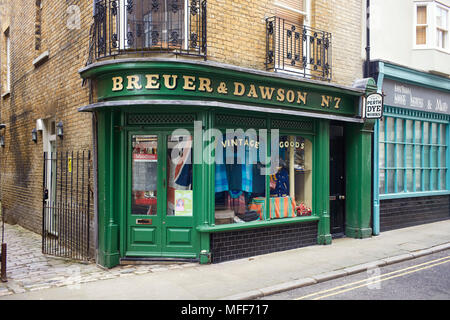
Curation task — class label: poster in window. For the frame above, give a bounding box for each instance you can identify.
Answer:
[174,190,193,216]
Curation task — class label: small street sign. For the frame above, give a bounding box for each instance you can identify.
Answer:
[364,93,384,119]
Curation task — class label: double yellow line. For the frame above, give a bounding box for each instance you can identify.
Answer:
[295,255,450,300]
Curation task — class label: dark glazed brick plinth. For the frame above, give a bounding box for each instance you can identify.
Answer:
[210,221,318,263]
[380,195,450,232]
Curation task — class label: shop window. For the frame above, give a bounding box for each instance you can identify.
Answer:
[379,116,448,195]
[214,132,267,224]
[274,135,312,216]
[214,132,313,225]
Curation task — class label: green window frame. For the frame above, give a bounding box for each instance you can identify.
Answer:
[379,114,448,195]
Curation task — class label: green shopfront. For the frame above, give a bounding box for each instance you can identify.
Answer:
[79,59,376,268]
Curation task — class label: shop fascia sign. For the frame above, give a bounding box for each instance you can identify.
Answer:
[363,92,383,119]
[98,72,356,116]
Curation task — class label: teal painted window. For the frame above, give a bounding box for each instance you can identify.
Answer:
[379,115,448,195]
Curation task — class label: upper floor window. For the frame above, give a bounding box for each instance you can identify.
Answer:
[4,27,10,93]
[415,5,427,45]
[274,0,310,26]
[414,1,449,51]
[91,0,206,62]
[436,5,448,49]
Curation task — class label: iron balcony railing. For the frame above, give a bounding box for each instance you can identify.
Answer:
[265,16,332,81]
[88,0,207,64]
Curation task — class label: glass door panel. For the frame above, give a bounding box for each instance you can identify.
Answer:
[132,135,158,215]
[166,134,193,217]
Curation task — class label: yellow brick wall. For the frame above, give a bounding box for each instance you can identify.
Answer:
[207,0,363,86]
[0,0,93,233]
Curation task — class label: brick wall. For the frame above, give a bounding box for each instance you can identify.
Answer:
[210,221,318,263]
[0,0,93,235]
[380,196,450,232]
[207,0,364,86]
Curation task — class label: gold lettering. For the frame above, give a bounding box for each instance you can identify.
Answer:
[296,91,308,104]
[112,76,124,92]
[198,77,213,92]
[334,97,341,109]
[321,95,332,107]
[183,75,196,91]
[163,74,178,89]
[276,88,285,102]
[247,84,259,98]
[127,75,142,90]
[234,82,246,96]
[286,90,295,103]
[217,82,228,94]
[231,139,238,147]
[145,74,160,89]
[259,86,275,100]
[221,141,227,148]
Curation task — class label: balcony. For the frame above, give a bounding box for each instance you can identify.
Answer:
[88,0,207,64]
[265,16,332,82]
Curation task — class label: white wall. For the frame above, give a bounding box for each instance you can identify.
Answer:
[369,0,450,76]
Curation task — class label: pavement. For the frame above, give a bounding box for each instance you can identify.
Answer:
[0,219,450,300]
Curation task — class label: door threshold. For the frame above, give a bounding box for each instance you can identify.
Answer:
[331,232,346,239]
[120,257,199,265]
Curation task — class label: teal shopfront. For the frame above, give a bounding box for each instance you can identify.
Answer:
[371,61,450,234]
[80,59,376,268]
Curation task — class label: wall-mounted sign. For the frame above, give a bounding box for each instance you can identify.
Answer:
[364,93,383,119]
[383,79,450,115]
[86,62,361,117]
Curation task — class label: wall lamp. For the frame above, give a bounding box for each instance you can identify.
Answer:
[56,121,63,139]
[32,128,38,143]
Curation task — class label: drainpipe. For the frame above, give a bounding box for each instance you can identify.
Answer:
[365,0,381,236]
[365,0,370,78]
[364,0,379,236]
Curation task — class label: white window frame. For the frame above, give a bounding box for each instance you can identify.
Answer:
[414,2,430,49]
[413,1,450,53]
[435,3,449,51]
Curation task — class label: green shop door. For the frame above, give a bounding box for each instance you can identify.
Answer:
[126,132,197,259]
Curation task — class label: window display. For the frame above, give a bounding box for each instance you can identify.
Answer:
[214,133,313,225]
[272,135,313,217]
[214,132,267,224]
